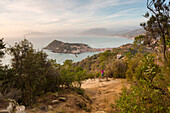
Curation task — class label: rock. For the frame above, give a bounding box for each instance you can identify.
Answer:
[58,97,66,101]
[47,105,53,110]
[0,99,19,113]
[52,100,59,104]
[6,102,15,113]
[0,110,9,113]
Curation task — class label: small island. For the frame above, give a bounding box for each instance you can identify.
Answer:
[44,40,113,54]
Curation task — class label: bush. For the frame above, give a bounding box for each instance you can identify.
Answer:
[115,54,170,112]
[105,60,127,78]
[134,54,160,82]
[125,53,144,80]
[116,80,170,113]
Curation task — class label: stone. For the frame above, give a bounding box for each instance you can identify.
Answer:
[48,105,53,110]
[58,97,66,101]
[6,102,15,113]
[0,110,9,113]
[52,100,59,104]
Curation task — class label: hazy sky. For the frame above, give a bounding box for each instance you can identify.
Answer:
[0,0,147,38]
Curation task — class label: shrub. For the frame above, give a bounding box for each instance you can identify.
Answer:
[105,60,127,78]
[115,54,170,112]
[125,53,144,80]
[116,80,170,113]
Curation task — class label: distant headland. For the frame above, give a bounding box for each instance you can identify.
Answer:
[44,40,113,54]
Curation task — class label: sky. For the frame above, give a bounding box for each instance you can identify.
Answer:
[0,0,147,38]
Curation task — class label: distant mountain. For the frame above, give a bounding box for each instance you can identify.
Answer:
[81,28,114,36]
[81,28,145,38]
[116,28,145,38]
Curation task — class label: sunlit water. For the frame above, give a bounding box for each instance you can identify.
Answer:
[2,35,133,65]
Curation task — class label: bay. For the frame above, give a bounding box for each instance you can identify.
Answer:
[2,35,133,65]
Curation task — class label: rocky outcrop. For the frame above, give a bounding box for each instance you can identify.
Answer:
[44,40,93,54]
[44,40,113,54]
[0,99,26,113]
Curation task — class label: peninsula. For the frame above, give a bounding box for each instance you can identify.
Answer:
[44,40,112,54]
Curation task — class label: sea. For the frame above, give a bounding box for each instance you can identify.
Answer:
[2,35,133,65]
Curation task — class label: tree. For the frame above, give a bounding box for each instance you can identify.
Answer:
[8,39,53,105]
[0,38,5,63]
[140,0,169,62]
[0,38,7,95]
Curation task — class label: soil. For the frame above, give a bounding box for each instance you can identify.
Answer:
[8,78,129,113]
[81,78,129,113]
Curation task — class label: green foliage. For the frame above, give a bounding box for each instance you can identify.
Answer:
[134,54,160,83]
[116,80,170,113]
[73,87,85,95]
[58,60,87,89]
[125,53,144,80]
[0,67,16,94]
[0,38,5,64]
[115,54,170,112]
[141,0,169,62]
[99,50,113,62]
[105,60,127,78]
[0,39,88,106]
[75,66,86,88]
[161,52,170,86]
[133,35,145,46]
[6,39,56,105]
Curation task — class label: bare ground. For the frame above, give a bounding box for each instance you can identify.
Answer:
[81,78,130,113]
[22,78,129,113]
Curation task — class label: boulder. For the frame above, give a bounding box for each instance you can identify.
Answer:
[52,100,59,104]
[58,97,66,101]
[48,105,53,110]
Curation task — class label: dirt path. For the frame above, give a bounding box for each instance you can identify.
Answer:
[81,78,129,113]
[24,78,129,113]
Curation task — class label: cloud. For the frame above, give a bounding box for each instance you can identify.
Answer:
[0,0,146,37]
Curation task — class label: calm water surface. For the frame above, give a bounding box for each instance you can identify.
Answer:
[3,35,133,65]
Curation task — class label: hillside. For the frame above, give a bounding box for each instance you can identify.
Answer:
[44,40,114,54]
[117,28,145,38]
[44,40,92,54]
[81,28,114,36]
[81,28,145,38]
